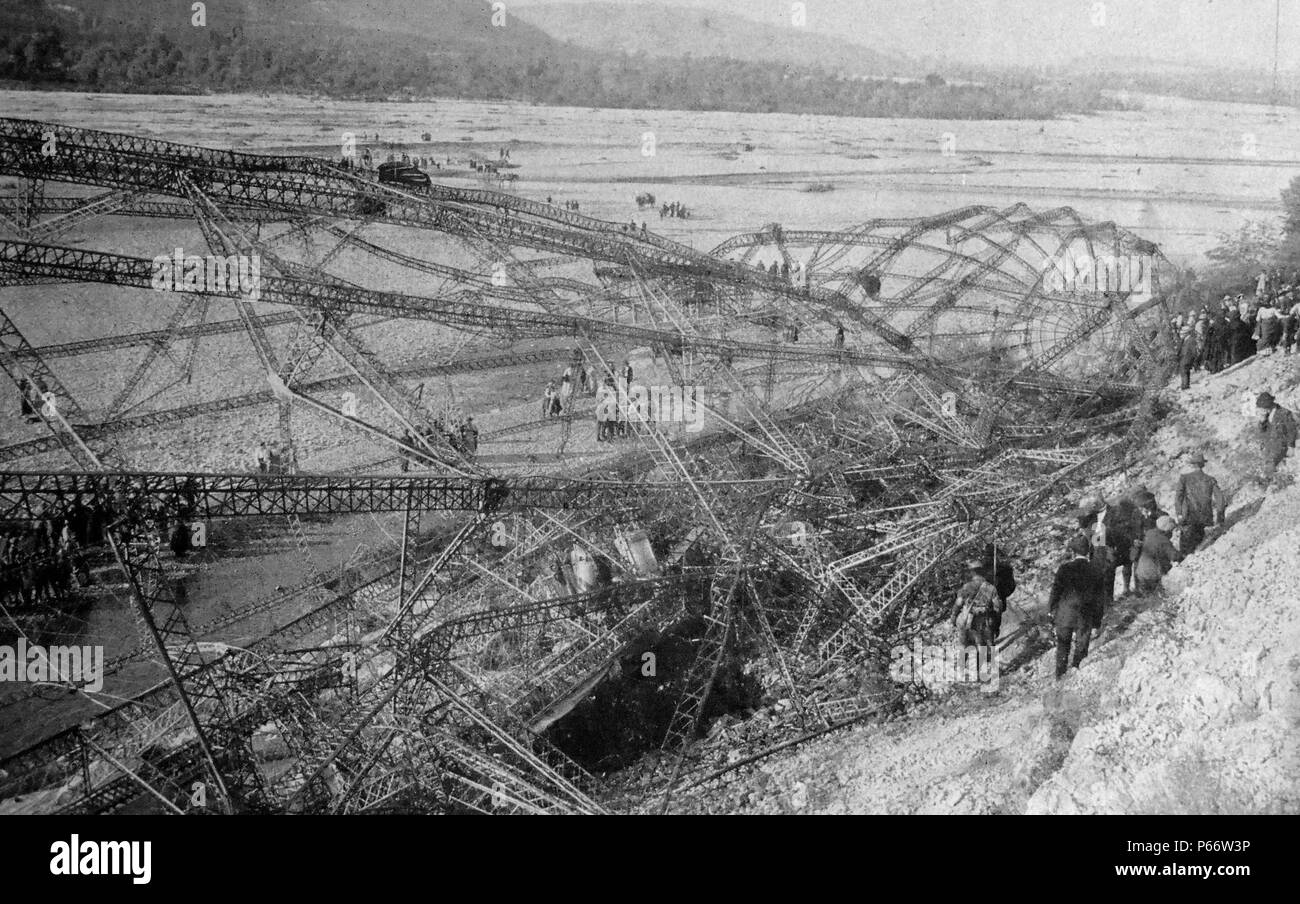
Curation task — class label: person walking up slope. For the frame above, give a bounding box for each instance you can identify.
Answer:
[1174,451,1225,555]
[1049,535,1106,679]
[1131,515,1182,595]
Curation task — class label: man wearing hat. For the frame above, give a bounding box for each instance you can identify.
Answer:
[1075,496,1114,616]
[1203,307,1224,374]
[1174,452,1225,555]
[1234,295,1255,364]
[1083,491,1137,600]
[1222,299,1242,369]
[1048,534,1106,679]
[1177,322,1200,391]
[1257,392,1298,481]
[1132,488,1168,539]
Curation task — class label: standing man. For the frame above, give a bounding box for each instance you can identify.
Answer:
[254,440,270,473]
[982,543,1016,643]
[17,377,33,422]
[1235,296,1255,364]
[558,372,573,413]
[1174,451,1225,555]
[951,558,1000,648]
[1048,535,1106,679]
[1177,325,1199,391]
[1093,490,1140,598]
[1221,300,1241,370]
[1257,391,1298,482]
[1078,494,1118,610]
[542,382,557,419]
[596,379,616,442]
[1203,308,1223,374]
[1256,296,1281,355]
[400,429,413,472]
[1280,290,1297,354]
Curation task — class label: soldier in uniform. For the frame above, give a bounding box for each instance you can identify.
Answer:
[951,558,1000,648]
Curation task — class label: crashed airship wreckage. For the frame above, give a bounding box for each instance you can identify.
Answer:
[0,119,1173,814]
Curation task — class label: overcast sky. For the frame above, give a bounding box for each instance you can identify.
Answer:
[513,0,1300,70]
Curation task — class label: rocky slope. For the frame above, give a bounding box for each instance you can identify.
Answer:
[689,352,1300,814]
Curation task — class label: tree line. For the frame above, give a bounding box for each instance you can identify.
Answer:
[1171,176,1300,307]
[0,24,1127,121]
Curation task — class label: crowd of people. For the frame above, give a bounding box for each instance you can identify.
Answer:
[595,360,644,442]
[1048,453,1225,679]
[537,350,661,444]
[659,201,691,219]
[1175,273,1300,390]
[752,258,813,294]
[401,409,479,470]
[338,150,448,173]
[0,522,86,608]
[251,441,297,474]
[952,451,1234,683]
[0,486,197,608]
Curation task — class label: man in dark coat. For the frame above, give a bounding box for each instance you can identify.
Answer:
[1235,300,1256,363]
[1089,490,1139,598]
[1177,328,1199,390]
[168,520,193,559]
[1048,535,1107,679]
[1203,311,1223,373]
[1221,305,1241,369]
[17,377,33,422]
[981,543,1016,642]
[1257,391,1298,482]
[1174,451,1225,555]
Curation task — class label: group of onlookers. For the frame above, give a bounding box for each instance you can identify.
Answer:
[1045,451,1227,679]
[954,451,1237,683]
[251,440,297,474]
[1175,274,1300,390]
[0,523,85,608]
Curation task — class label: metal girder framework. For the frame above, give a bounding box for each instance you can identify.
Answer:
[0,117,787,288]
[0,241,926,372]
[0,470,734,522]
[0,117,1180,815]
